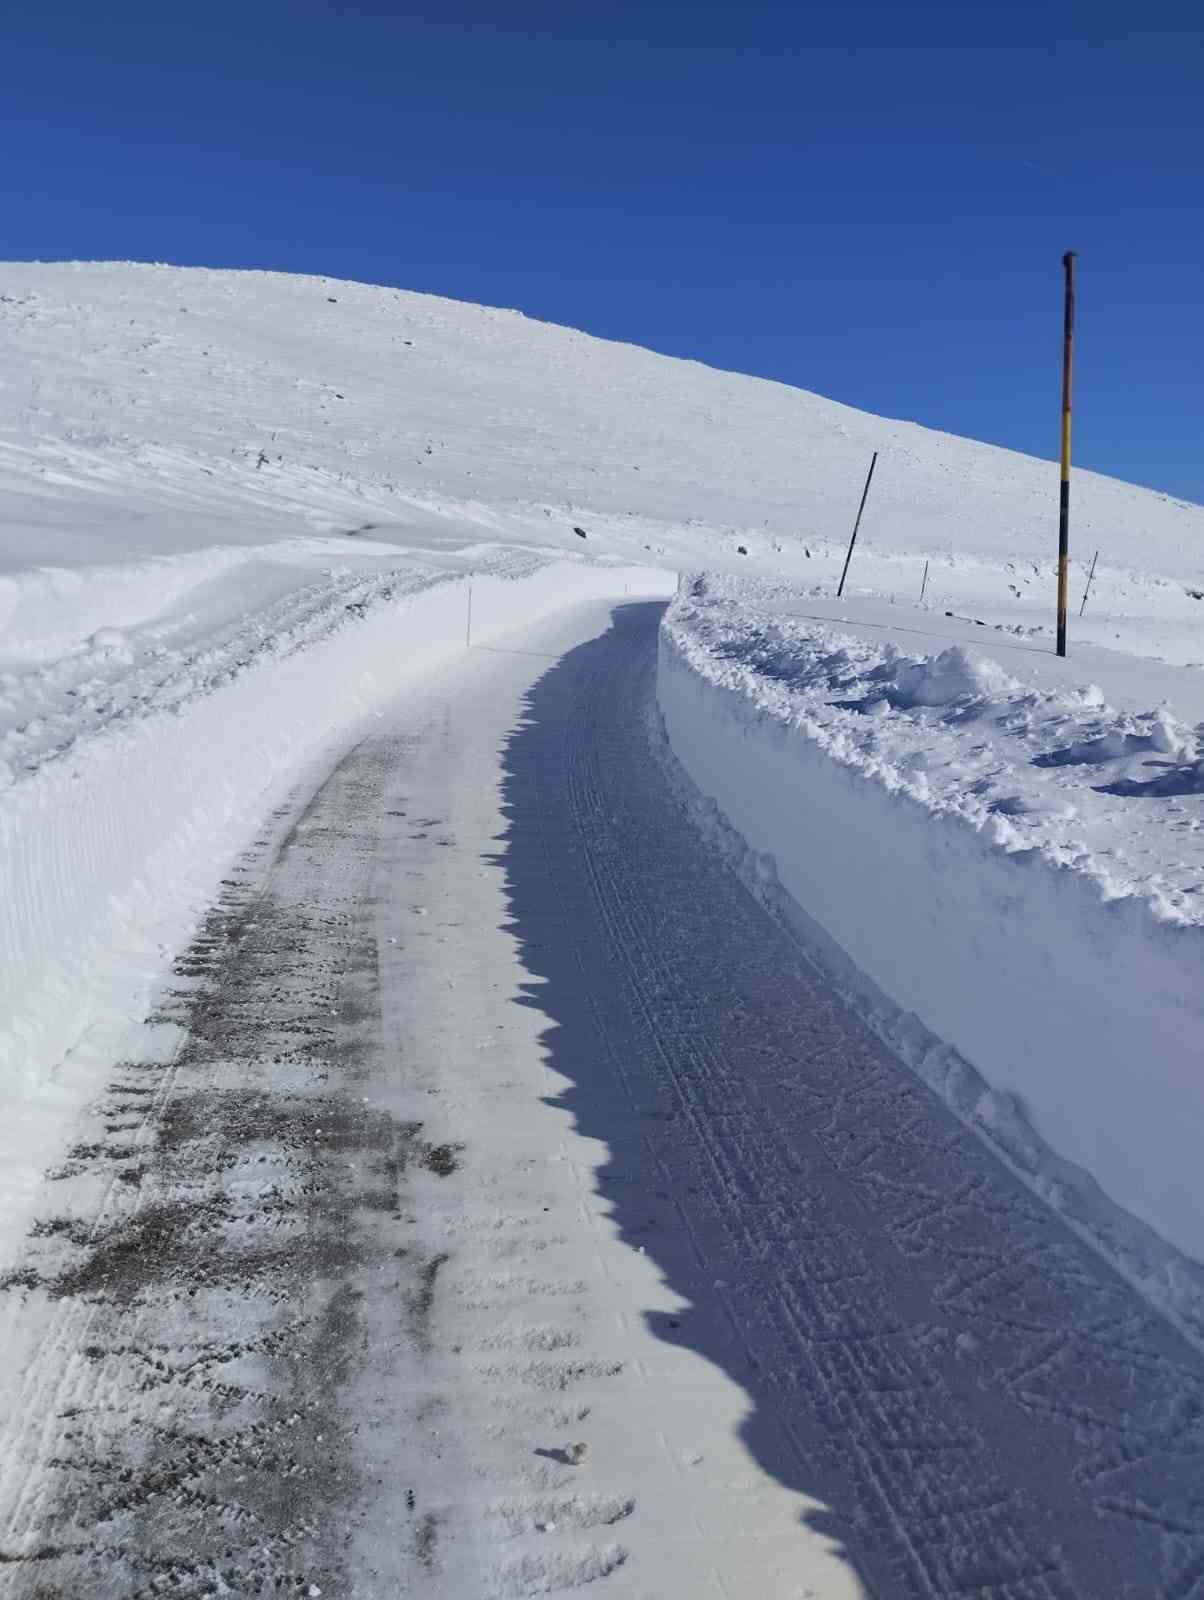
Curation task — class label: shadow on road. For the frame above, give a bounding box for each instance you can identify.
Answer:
[491,600,1204,1600]
[493,603,871,1592]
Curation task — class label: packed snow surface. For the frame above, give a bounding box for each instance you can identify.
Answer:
[0,559,669,1265]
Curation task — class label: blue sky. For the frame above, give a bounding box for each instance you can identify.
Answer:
[4,1,1202,503]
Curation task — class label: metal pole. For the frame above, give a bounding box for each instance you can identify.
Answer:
[1056,251,1076,656]
[1079,548,1099,617]
[920,559,929,601]
[837,452,878,599]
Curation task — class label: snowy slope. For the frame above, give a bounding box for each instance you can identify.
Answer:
[3,260,1204,642]
[672,574,1204,923]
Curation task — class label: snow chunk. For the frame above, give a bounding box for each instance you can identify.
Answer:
[888,645,1019,708]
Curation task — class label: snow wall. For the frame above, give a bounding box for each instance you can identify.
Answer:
[657,592,1204,1344]
[1,562,668,1096]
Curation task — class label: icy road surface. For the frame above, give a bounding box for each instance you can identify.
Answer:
[1,598,1203,1599]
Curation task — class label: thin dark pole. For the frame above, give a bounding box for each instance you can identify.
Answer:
[837,452,878,599]
[920,559,929,601]
[1056,251,1076,656]
[1079,548,1099,617]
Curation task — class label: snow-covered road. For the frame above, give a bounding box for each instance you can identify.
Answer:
[2,596,1203,1599]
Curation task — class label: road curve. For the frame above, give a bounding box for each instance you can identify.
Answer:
[1,595,1202,1600]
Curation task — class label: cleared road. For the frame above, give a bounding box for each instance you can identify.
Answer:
[1,596,1202,1599]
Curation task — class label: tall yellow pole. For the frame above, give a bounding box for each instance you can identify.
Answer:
[1056,251,1076,657]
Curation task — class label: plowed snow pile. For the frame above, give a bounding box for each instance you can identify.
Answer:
[659,573,1204,1337]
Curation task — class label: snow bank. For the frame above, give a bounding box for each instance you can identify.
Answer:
[0,559,667,1246]
[657,577,1204,1341]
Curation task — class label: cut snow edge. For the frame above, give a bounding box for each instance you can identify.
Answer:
[655,587,1204,1349]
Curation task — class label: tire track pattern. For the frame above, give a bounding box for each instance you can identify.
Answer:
[509,603,1204,1600]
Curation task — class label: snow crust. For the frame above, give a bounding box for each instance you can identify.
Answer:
[659,575,1204,1338]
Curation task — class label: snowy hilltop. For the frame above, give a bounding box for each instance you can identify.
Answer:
[3,259,1202,631]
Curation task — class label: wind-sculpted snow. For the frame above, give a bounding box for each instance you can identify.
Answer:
[659,574,1204,1339]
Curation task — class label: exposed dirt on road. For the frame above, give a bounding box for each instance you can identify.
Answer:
[0,743,447,1598]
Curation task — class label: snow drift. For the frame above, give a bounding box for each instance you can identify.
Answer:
[658,576,1204,1340]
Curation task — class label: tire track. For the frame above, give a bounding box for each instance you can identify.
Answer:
[502,601,1204,1599]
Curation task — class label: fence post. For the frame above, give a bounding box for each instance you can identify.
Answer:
[1079,548,1099,617]
[837,452,878,599]
[1056,251,1077,655]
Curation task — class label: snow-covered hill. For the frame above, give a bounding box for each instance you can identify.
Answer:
[3,259,1203,655]
[4,260,1203,795]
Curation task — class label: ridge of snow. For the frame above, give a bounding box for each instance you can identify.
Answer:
[671,573,1204,924]
[658,574,1204,1335]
